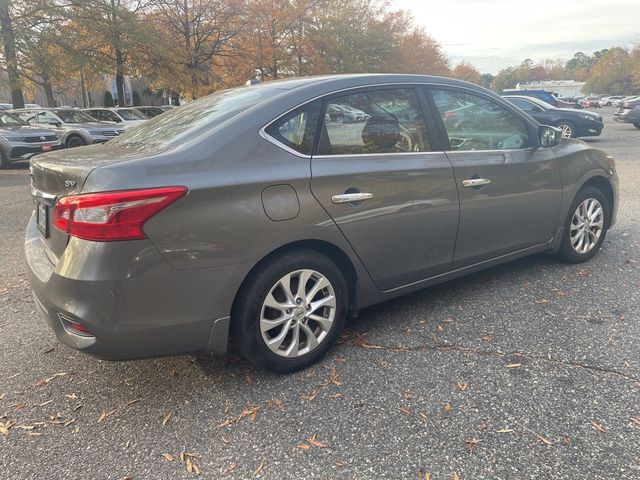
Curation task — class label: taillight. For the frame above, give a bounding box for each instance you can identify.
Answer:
[52,186,188,241]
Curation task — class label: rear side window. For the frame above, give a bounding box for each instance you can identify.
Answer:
[318,88,430,155]
[264,100,321,155]
[430,89,530,151]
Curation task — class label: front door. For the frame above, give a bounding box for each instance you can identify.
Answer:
[310,87,460,291]
[427,88,562,267]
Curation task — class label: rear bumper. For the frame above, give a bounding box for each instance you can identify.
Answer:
[25,213,242,360]
[613,112,640,124]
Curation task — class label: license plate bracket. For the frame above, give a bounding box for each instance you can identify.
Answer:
[36,202,49,238]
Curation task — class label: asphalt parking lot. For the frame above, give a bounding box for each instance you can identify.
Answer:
[1,107,638,479]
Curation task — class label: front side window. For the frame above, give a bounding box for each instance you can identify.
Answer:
[431,89,530,151]
[264,100,321,155]
[53,109,97,124]
[508,98,540,113]
[318,88,430,155]
[35,111,60,124]
[116,108,146,120]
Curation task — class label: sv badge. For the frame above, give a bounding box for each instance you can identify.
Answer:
[64,180,77,188]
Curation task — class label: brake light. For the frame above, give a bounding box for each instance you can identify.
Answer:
[52,186,188,241]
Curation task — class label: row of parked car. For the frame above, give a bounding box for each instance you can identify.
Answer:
[0,105,173,168]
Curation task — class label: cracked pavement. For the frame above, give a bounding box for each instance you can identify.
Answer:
[1,109,639,479]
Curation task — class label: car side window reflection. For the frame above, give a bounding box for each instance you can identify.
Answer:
[317,88,430,155]
[264,100,321,155]
[431,89,530,151]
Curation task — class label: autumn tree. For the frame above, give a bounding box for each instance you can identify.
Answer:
[66,0,155,106]
[585,47,636,94]
[451,61,481,84]
[145,0,245,99]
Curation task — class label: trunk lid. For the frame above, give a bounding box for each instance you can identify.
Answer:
[29,143,160,259]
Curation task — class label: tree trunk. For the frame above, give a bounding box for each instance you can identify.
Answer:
[43,78,55,107]
[115,47,125,106]
[0,0,25,108]
[79,67,89,108]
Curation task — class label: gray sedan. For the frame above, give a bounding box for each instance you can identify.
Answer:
[25,74,618,372]
[12,108,125,147]
[0,111,62,168]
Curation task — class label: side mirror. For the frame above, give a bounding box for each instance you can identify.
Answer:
[539,125,561,147]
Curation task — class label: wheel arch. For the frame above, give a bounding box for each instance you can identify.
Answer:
[581,175,614,228]
[230,239,359,318]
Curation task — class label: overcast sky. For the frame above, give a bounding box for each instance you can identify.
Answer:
[392,0,640,74]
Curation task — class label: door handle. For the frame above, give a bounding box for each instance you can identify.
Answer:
[331,192,374,204]
[462,178,491,188]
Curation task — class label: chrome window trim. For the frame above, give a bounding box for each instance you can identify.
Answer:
[259,80,539,158]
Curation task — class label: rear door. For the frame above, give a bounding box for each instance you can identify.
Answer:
[310,86,460,291]
[426,87,562,267]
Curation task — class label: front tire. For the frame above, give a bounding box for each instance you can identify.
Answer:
[232,249,348,373]
[557,186,609,263]
[66,135,86,148]
[556,121,577,139]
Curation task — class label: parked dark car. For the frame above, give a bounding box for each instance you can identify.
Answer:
[503,95,603,138]
[12,108,125,147]
[501,89,575,108]
[613,97,640,128]
[134,106,166,118]
[26,74,617,372]
[0,111,62,168]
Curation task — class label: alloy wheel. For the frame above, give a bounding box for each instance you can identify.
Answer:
[260,269,336,358]
[558,124,573,138]
[570,198,604,254]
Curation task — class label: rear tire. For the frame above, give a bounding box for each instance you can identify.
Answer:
[0,152,8,169]
[232,249,348,373]
[557,186,609,263]
[633,123,640,129]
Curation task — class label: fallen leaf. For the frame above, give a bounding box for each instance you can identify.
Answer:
[398,407,411,415]
[465,438,482,452]
[424,472,431,480]
[39,399,53,406]
[335,461,346,468]
[33,372,67,387]
[296,443,310,450]
[7,373,20,379]
[419,411,428,420]
[125,398,141,407]
[97,409,116,423]
[162,411,172,427]
[536,434,554,445]
[562,435,571,445]
[253,463,264,476]
[65,393,78,400]
[221,436,230,444]
[222,463,236,474]
[186,458,193,473]
[631,417,640,429]
[556,290,568,297]
[453,473,460,480]
[457,382,469,391]
[179,452,185,462]
[161,453,175,462]
[307,435,327,448]
[535,299,550,304]
[591,420,607,433]
[496,428,513,433]
[506,363,522,369]
[444,402,452,414]
[193,463,201,475]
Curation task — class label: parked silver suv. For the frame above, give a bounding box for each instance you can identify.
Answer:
[0,111,62,168]
[12,108,125,148]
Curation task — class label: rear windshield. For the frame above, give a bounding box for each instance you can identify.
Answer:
[109,86,277,148]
